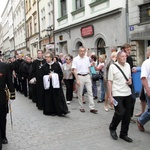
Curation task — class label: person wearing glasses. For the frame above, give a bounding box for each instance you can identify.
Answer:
[62,55,74,104]
[108,50,133,142]
[41,52,70,116]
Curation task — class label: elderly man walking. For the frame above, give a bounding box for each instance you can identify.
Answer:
[72,46,98,113]
[108,50,133,142]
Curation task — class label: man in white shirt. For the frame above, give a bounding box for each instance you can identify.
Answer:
[137,46,150,132]
[108,50,133,142]
[72,46,98,114]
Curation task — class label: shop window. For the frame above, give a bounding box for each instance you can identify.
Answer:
[60,0,67,17]
[139,3,150,23]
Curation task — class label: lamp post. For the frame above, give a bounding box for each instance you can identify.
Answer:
[46,26,54,44]
[46,26,55,54]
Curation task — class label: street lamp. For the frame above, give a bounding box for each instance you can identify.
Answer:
[46,26,54,44]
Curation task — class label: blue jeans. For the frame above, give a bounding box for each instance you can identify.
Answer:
[92,80,97,97]
[138,94,150,125]
[99,79,105,100]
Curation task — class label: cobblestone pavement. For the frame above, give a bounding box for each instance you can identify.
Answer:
[2,91,150,150]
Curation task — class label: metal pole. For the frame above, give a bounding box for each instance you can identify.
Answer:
[53,0,55,55]
[126,0,130,43]
[9,103,13,130]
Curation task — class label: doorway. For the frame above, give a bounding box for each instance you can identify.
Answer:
[97,38,105,56]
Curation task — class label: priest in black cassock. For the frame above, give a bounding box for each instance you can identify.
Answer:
[29,50,46,109]
[41,52,70,116]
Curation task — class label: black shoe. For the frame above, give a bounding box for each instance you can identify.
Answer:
[119,135,133,142]
[90,109,98,114]
[93,96,98,100]
[64,111,70,115]
[2,137,8,144]
[109,127,118,140]
[80,108,85,112]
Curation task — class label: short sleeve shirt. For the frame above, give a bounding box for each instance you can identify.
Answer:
[72,55,90,74]
[108,62,131,96]
[141,58,150,89]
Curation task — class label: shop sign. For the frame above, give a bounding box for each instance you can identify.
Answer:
[81,25,94,37]
[46,44,54,49]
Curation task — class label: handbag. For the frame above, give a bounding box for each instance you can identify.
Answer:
[114,64,132,89]
[92,74,100,81]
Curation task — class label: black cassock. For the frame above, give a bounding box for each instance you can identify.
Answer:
[41,62,69,116]
[29,58,46,109]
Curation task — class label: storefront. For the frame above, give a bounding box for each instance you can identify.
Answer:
[54,8,127,58]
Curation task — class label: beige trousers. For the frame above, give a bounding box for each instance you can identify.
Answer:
[77,74,95,110]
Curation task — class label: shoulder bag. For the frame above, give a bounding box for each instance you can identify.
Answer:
[114,64,132,89]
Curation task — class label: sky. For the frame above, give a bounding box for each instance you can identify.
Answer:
[0,1,8,21]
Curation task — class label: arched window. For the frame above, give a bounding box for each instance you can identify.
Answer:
[97,38,105,56]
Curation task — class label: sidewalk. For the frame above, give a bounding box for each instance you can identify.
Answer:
[2,91,150,150]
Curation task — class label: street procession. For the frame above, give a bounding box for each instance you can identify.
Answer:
[0,0,150,150]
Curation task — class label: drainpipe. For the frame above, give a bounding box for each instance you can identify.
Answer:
[126,0,130,43]
[24,0,27,54]
[37,0,41,49]
[11,0,16,56]
[53,0,55,55]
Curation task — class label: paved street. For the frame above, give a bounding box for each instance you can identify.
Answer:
[2,91,150,150]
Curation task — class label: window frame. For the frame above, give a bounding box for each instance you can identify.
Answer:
[60,0,67,17]
[139,3,150,23]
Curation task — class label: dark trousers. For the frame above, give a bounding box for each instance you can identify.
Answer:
[30,84,37,103]
[64,79,74,101]
[110,95,132,136]
[22,78,27,97]
[14,77,19,91]
[18,78,22,93]
[0,129,2,150]
[0,105,7,140]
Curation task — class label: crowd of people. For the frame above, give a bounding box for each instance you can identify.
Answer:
[0,43,150,149]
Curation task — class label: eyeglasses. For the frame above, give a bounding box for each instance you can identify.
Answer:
[45,56,50,58]
[66,58,71,60]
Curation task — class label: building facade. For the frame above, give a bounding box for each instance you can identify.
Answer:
[54,0,128,57]
[8,0,15,57]
[38,0,54,54]
[1,1,10,59]
[25,0,39,58]
[129,0,150,66]
[0,23,3,55]
[13,0,26,55]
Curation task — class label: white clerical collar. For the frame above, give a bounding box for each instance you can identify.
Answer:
[48,61,54,66]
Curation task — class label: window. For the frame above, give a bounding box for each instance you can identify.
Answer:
[76,0,84,9]
[33,15,37,33]
[60,0,67,16]
[47,2,51,26]
[41,8,46,30]
[30,20,32,36]
[139,3,150,23]
[26,0,28,13]
[33,0,36,5]
[29,0,31,10]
